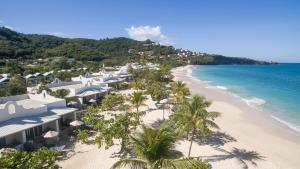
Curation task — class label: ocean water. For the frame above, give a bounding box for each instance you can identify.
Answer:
[191,64,300,133]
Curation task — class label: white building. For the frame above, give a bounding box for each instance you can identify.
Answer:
[72,71,127,88]
[47,79,109,105]
[0,91,77,147]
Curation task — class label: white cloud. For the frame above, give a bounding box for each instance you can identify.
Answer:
[4,25,15,30]
[47,32,66,37]
[126,25,173,45]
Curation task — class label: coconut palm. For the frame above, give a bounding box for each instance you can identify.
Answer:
[111,125,211,169]
[170,81,190,104]
[130,91,147,113]
[170,95,221,157]
[131,78,146,90]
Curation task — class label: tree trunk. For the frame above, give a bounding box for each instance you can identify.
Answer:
[162,107,165,120]
[120,126,129,156]
[188,128,196,158]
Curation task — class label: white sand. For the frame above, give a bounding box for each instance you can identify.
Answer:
[59,66,300,169]
[58,89,172,169]
[173,65,300,169]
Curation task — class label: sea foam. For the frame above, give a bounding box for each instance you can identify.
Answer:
[271,115,300,133]
[205,85,228,90]
[242,97,266,106]
[216,85,228,90]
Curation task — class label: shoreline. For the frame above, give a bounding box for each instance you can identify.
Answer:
[186,65,300,135]
[172,65,300,169]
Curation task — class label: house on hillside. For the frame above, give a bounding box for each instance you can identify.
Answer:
[25,73,43,86]
[0,74,10,87]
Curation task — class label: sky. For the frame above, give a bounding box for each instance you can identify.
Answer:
[0,0,299,62]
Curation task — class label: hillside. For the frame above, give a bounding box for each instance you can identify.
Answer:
[0,27,270,67]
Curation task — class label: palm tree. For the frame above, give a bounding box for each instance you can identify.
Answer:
[170,95,221,157]
[170,81,190,104]
[132,78,146,90]
[111,125,211,169]
[130,91,147,113]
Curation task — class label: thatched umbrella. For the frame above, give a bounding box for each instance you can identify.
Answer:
[43,130,59,138]
[70,120,84,127]
[89,99,96,103]
[67,101,78,106]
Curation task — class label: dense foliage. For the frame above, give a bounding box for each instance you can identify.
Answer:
[111,125,212,169]
[80,106,143,154]
[0,27,176,64]
[0,76,27,97]
[0,27,271,74]
[0,147,59,169]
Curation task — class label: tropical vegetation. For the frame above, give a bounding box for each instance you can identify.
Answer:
[0,147,59,169]
[111,125,211,169]
[169,95,221,157]
[130,91,147,113]
[170,81,190,104]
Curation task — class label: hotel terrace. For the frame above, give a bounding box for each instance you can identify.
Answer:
[0,63,156,148]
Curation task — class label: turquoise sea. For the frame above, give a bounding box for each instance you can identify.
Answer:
[191,64,300,133]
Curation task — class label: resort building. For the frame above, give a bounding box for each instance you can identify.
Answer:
[72,71,127,88]
[0,91,77,147]
[47,79,110,105]
[25,73,43,85]
[0,74,9,87]
[42,71,55,81]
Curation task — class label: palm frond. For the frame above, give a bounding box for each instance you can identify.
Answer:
[110,158,147,169]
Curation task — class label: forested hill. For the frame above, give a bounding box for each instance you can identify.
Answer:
[0,27,176,63]
[0,27,271,66]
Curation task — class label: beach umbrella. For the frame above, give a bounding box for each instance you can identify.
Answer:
[70,120,84,127]
[43,130,59,138]
[89,99,96,103]
[68,101,78,106]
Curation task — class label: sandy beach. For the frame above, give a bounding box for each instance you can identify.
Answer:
[58,65,300,169]
[173,65,300,169]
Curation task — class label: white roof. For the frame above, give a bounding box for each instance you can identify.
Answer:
[0,107,77,138]
[25,74,34,79]
[76,89,106,97]
[49,107,77,116]
[34,72,41,77]
[0,113,59,138]
[0,77,9,83]
[43,72,53,76]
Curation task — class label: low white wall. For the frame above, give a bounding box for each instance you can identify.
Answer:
[0,94,29,104]
[0,101,47,123]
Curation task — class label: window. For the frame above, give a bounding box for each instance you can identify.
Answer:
[8,104,16,114]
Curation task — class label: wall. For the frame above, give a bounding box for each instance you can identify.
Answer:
[0,94,28,104]
[0,101,47,123]
[5,132,23,145]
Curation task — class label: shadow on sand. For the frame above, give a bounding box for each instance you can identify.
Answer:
[198,147,265,169]
[150,119,166,128]
[193,131,265,169]
[194,131,237,147]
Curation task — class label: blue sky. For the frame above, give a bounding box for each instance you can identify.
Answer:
[1,0,299,62]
